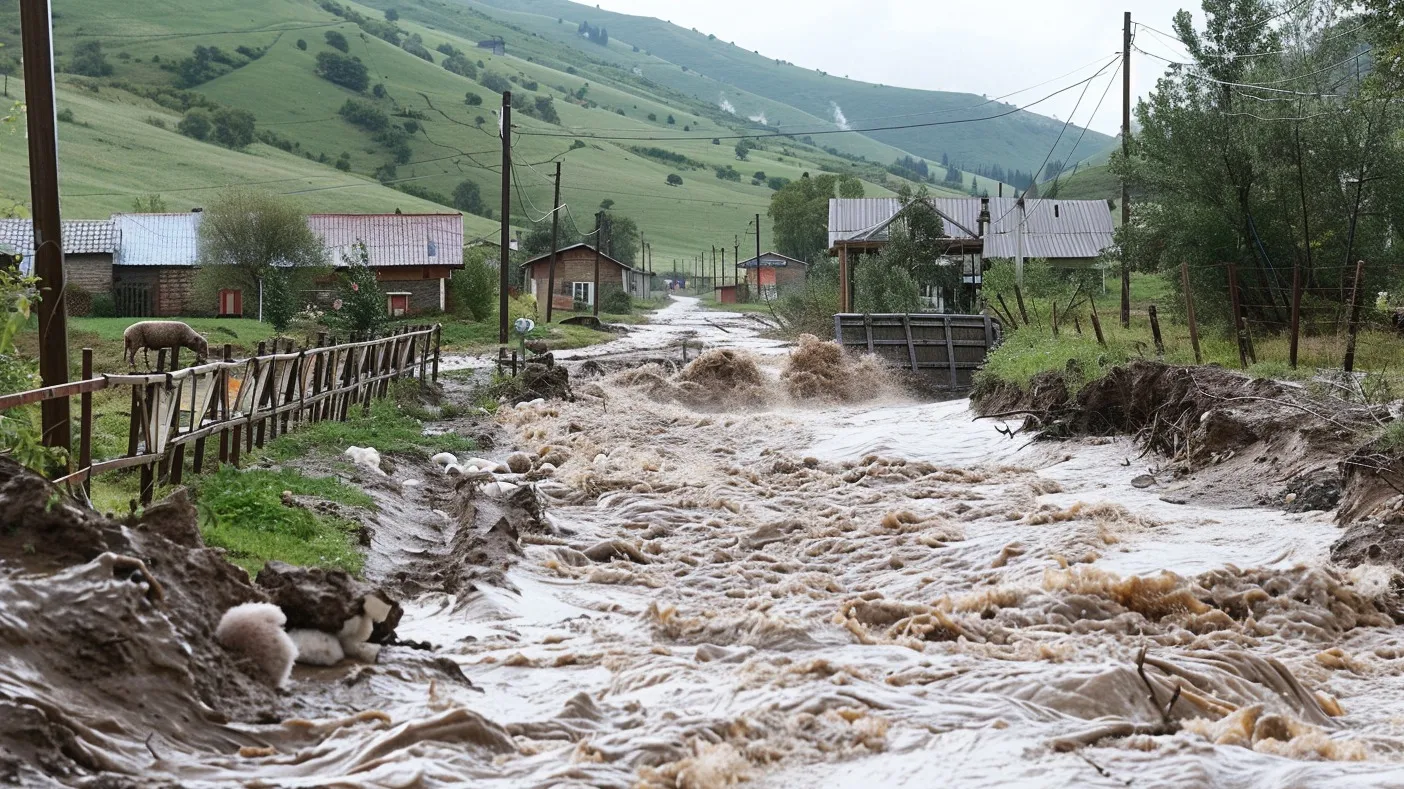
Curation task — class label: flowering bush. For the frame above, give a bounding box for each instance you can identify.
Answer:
[322,241,388,339]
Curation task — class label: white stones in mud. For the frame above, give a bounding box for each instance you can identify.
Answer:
[430,451,459,468]
[483,481,520,498]
[343,446,384,475]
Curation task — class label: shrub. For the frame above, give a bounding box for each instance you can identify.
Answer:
[666,173,683,186]
[324,30,350,52]
[89,291,117,318]
[335,153,352,171]
[315,51,369,92]
[479,71,510,93]
[464,91,482,105]
[600,288,632,314]
[296,39,308,50]
[529,95,560,124]
[714,165,741,182]
[56,108,75,123]
[453,180,484,214]
[443,53,477,79]
[372,83,387,98]
[338,98,389,130]
[177,108,211,139]
[145,116,167,129]
[324,242,388,338]
[210,107,256,148]
[451,248,497,321]
[69,40,113,77]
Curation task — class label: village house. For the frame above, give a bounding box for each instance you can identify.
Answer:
[5,211,465,318]
[0,218,119,294]
[736,251,808,300]
[520,243,638,312]
[827,196,1116,312]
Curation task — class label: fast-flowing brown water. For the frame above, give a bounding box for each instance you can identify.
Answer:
[16,297,1404,788]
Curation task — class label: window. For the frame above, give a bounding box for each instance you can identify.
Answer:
[571,281,594,305]
[920,283,946,312]
[427,238,437,258]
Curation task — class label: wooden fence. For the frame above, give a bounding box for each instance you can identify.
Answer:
[834,313,1002,391]
[0,324,441,504]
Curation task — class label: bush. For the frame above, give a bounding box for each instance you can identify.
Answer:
[666,173,683,186]
[600,288,632,314]
[443,53,477,79]
[315,51,369,92]
[210,107,256,148]
[451,248,497,321]
[324,242,388,338]
[69,40,113,77]
[338,98,389,131]
[56,108,75,124]
[325,30,350,52]
[335,152,351,170]
[479,71,511,93]
[89,291,117,318]
[296,39,308,50]
[453,180,484,214]
[464,91,482,106]
[177,108,212,140]
[529,95,560,124]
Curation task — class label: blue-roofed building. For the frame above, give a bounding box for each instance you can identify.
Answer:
[111,211,204,316]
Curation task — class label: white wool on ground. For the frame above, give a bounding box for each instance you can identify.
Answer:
[215,603,296,687]
[363,594,393,623]
[337,609,381,664]
[483,481,519,498]
[593,454,608,464]
[343,446,383,474]
[403,479,421,488]
[288,629,345,666]
[430,452,458,467]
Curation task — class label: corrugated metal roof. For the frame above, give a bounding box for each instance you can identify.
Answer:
[309,213,464,268]
[829,197,1115,260]
[113,213,202,268]
[519,242,634,270]
[737,251,807,269]
[0,219,120,274]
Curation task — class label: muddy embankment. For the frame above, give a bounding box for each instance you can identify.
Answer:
[972,359,1404,570]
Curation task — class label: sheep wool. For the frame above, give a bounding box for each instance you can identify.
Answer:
[288,629,345,666]
[215,603,297,688]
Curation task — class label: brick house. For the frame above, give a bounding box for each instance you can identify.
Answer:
[112,212,202,317]
[520,243,636,312]
[308,213,464,316]
[0,218,119,293]
[737,251,808,300]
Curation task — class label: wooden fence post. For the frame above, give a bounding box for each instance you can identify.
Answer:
[1226,261,1248,369]
[1013,284,1030,326]
[254,342,270,447]
[219,345,232,465]
[1289,257,1303,369]
[79,348,92,499]
[1181,262,1202,364]
[312,333,326,423]
[1088,295,1107,347]
[1051,301,1059,336]
[1344,259,1367,373]
[1147,304,1165,357]
[432,324,441,383]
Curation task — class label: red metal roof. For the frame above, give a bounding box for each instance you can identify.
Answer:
[308,213,464,268]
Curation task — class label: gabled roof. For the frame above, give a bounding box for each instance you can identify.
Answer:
[0,219,120,273]
[113,213,202,268]
[309,213,464,268]
[736,251,807,269]
[519,242,634,270]
[828,197,1115,260]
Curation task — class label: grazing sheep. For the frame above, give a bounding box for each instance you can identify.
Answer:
[123,321,209,368]
[215,603,297,688]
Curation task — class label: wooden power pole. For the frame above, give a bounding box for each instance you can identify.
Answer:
[754,214,762,299]
[498,91,512,345]
[1120,10,1132,329]
[592,210,603,316]
[545,160,561,323]
[20,0,69,454]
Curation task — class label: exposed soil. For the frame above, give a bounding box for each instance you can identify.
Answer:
[972,360,1384,514]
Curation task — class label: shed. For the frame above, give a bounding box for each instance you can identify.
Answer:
[112,212,203,317]
[308,213,464,315]
[0,218,119,296]
[736,251,807,299]
[520,243,635,312]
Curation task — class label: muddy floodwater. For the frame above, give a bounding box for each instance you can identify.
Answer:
[14,297,1404,788]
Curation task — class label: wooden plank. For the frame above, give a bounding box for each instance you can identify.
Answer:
[901,314,918,372]
[78,349,93,498]
[0,376,106,411]
[54,452,164,485]
[944,316,958,387]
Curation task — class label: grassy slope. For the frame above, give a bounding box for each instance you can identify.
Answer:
[462,0,1114,171]
[1048,163,1119,201]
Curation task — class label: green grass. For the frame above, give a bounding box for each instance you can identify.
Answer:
[193,465,371,577]
[1048,164,1119,201]
[262,392,474,462]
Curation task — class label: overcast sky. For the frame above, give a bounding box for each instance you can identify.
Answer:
[593,0,1204,136]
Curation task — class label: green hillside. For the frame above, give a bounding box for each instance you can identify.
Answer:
[1048,164,1119,201]
[0,0,1083,265]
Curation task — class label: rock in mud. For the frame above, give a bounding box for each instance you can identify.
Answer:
[1283,469,1342,513]
[505,451,534,474]
[254,561,401,642]
[1331,520,1404,577]
[520,361,573,403]
[582,539,650,564]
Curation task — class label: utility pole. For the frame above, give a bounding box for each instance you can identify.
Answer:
[721,246,726,286]
[592,210,603,316]
[640,233,648,299]
[498,91,512,345]
[1015,197,1026,287]
[20,0,69,455]
[755,213,762,300]
[1120,10,1132,329]
[545,160,561,323]
[711,245,716,295]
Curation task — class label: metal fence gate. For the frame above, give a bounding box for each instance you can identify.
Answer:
[834,313,1002,391]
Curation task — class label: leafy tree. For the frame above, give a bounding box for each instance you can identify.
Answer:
[522,220,583,258]
[734,142,749,161]
[384,7,399,21]
[325,30,350,52]
[338,98,389,130]
[261,267,300,333]
[530,95,560,124]
[443,53,477,78]
[315,51,369,92]
[666,173,683,186]
[464,91,482,105]
[173,46,231,87]
[479,71,511,93]
[667,114,676,124]
[450,247,497,321]
[857,186,962,312]
[838,176,864,198]
[715,165,741,181]
[372,83,387,98]
[324,242,388,338]
[768,173,865,262]
[647,112,657,121]
[766,176,790,191]
[296,39,308,51]
[132,194,167,212]
[194,189,329,320]
[176,108,212,140]
[210,107,256,148]
[453,180,484,214]
[335,152,352,171]
[601,213,640,265]
[712,137,720,145]
[69,41,113,77]
[599,198,615,210]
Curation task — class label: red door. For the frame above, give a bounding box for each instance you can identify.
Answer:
[388,294,409,317]
[218,289,242,317]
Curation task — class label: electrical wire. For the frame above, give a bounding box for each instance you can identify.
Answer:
[1133,44,1363,96]
[517,66,1117,142]
[1133,19,1367,61]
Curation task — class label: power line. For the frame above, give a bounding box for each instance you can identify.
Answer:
[518,68,1116,142]
[71,21,340,39]
[1132,44,1364,96]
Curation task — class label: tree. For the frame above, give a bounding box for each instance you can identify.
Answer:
[666,173,683,186]
[522,220,583,258]
[601,213,639,265]
[177,108,212,141]
[666,114,676,124]
[194,189,329,321]
[530,96,560,124]
[734,142,749,161]
[324,242,388,338]
[315,51,369,92]
[69,41,112,77]
[453,180,484,214]
[443,53,477,78]
[384,7,399,21]
[465,91,482,105]
[450,247,497,321]
[837,176,864,198]
[210,107,256,148]
[599,198,615,210]
[325,30,350,52]
[768,173,866,262]
[296,39,308,51]
[132,194,167,213]
[480,71,511,93]
[261,267,300,334]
